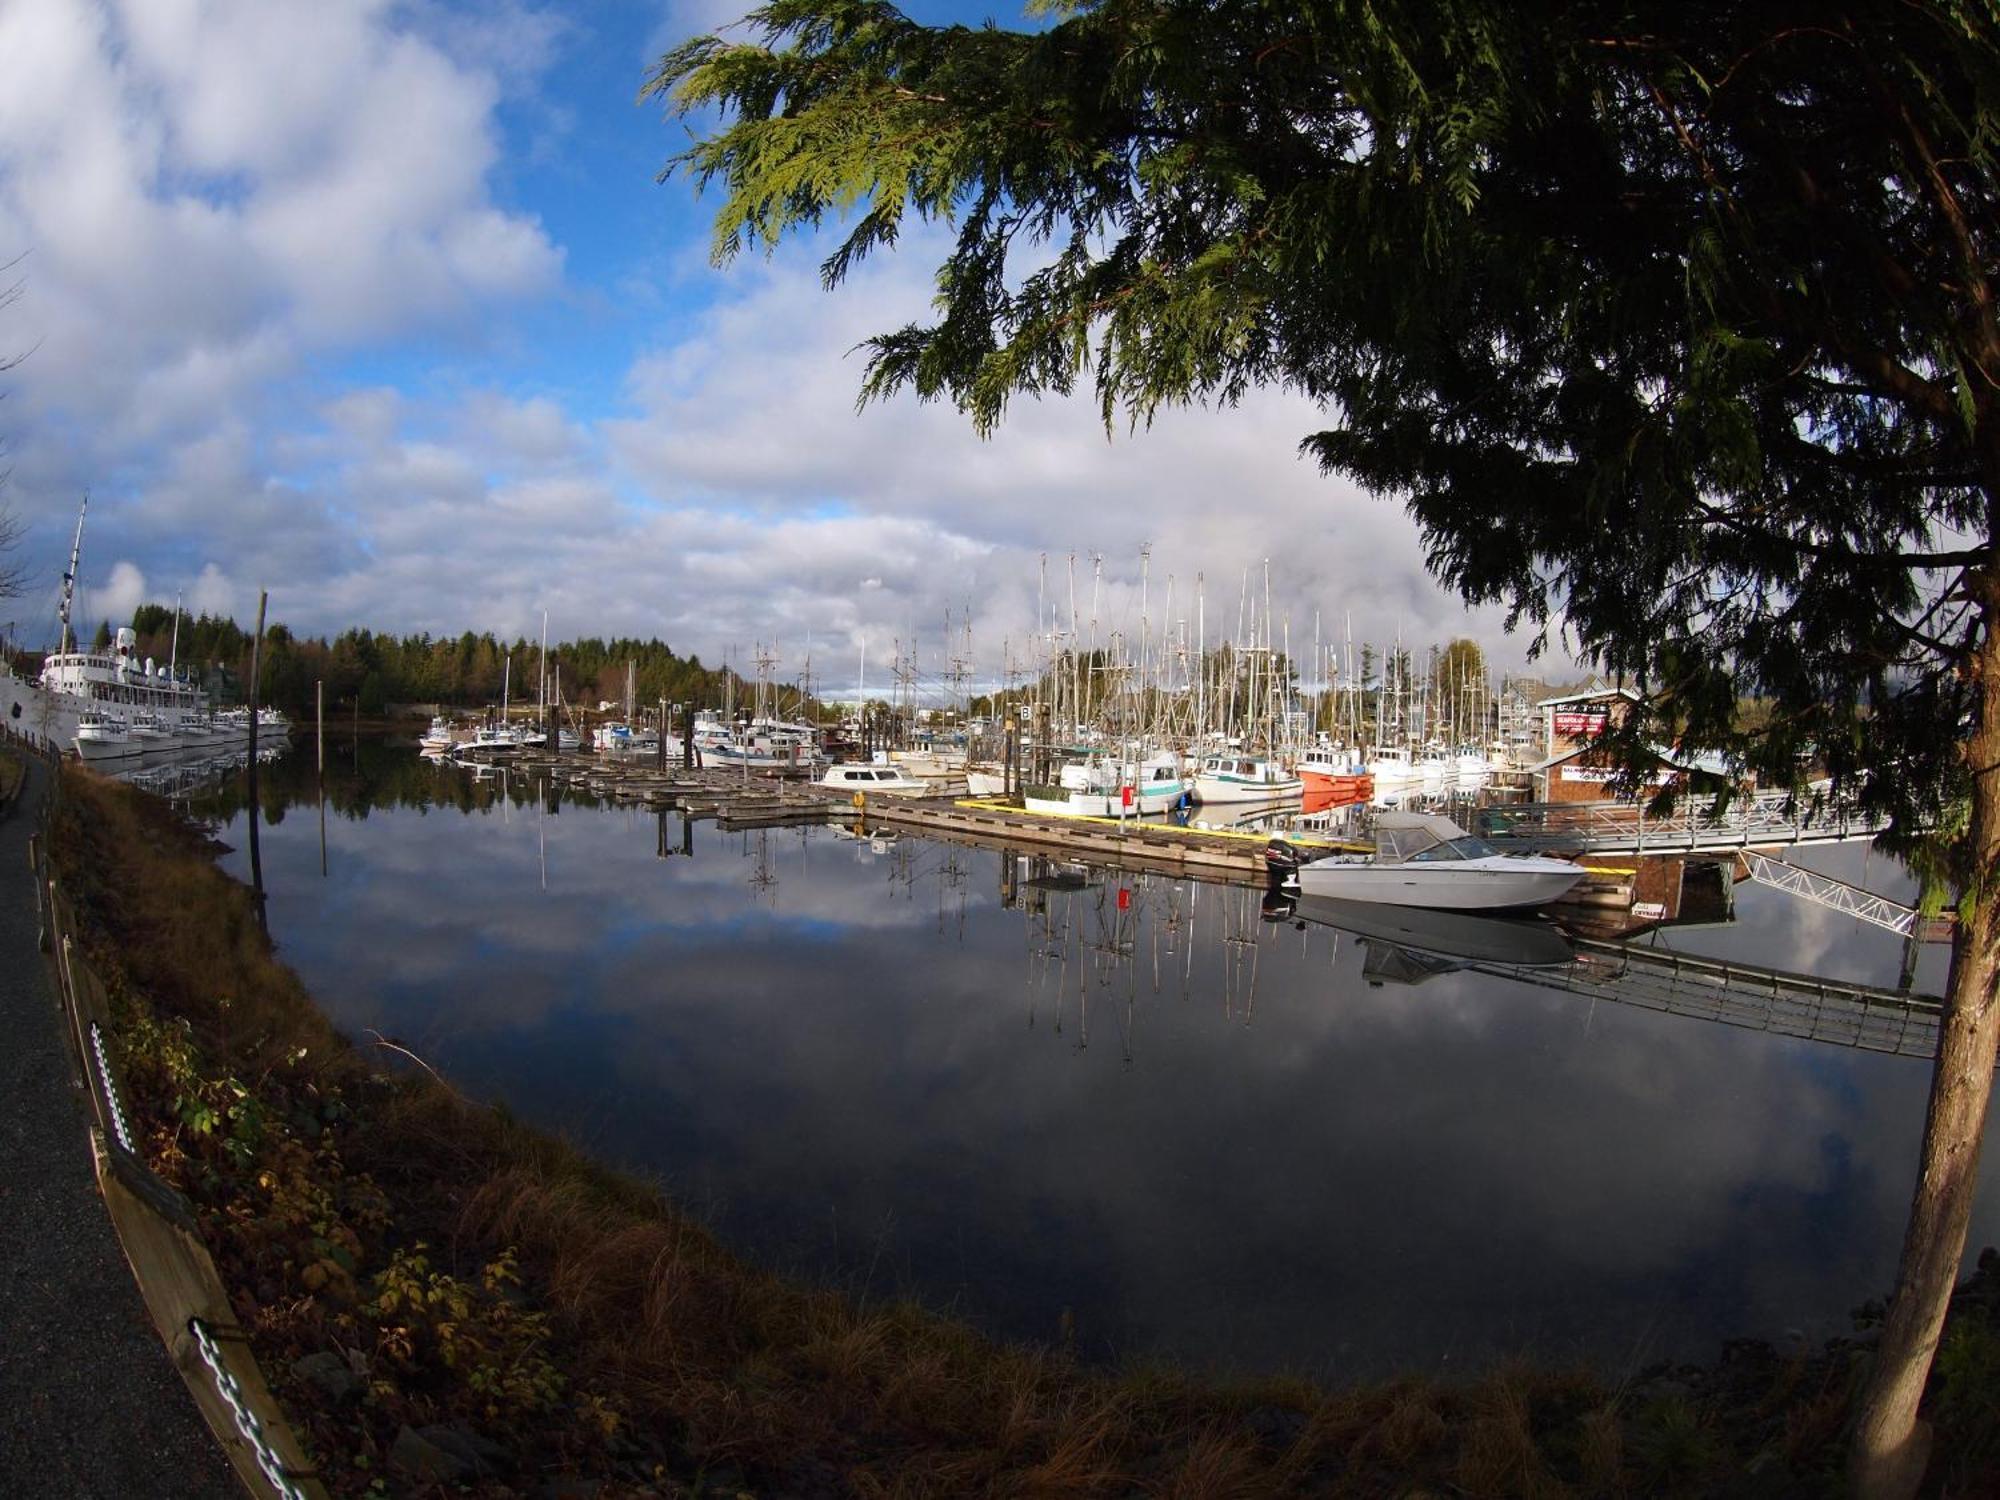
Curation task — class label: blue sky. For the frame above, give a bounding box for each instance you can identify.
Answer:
[0,0,1521,691]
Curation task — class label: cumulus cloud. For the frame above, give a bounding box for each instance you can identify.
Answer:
[84,557,145,627]
[0,0,562,553]
[0,2,1546,687]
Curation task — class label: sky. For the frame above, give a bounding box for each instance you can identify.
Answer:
[0,0,1535,693]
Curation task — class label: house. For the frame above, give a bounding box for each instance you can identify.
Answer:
[1528,681,1740,803]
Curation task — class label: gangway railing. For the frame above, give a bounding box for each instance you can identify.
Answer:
[1479,786,1889,856]
[1735,850,1940,938]
[1470,937,1942,1060]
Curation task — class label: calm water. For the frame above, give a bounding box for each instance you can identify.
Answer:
[187,742,1998,1384]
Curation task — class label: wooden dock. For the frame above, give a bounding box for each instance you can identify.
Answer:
[476,755,1701,928]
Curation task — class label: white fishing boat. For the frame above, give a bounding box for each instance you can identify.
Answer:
[1288,811,1586,911]
[1193,753,1302,805]
[1367,746,1422,805]
[1024,750,1190,818]
[419,716,456,751]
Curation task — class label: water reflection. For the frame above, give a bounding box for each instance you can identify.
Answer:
[185,743,2000,1384]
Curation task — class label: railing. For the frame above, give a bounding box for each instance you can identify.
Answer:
[1479,785,1890,854]
[19,754,327,1499]
[1475,938,1943,1060]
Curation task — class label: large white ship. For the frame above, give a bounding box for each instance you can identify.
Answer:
[0,498,288,766]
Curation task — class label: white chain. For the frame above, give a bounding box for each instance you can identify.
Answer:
[188,1318,310,1500]
[87,1020,135,1155]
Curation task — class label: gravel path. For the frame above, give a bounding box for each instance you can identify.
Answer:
[0,754,241,1498]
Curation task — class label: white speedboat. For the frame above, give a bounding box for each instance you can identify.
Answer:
[1290,811,1586,911]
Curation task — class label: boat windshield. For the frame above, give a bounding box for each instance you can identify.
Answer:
[1406,835,1504,862]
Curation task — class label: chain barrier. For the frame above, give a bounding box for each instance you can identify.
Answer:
[188,1318,311,1500]
[88,1019,136,1154]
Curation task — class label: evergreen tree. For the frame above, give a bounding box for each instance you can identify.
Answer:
[653,4,2000,1486]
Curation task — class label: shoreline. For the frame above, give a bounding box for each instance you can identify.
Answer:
[44,760,2000,1497]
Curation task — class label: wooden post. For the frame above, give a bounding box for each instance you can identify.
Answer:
[682,704,694,770]
[1004,717,1016,798]
[657,699,666,770]
[245,589,268,941]
[315,680,324,776]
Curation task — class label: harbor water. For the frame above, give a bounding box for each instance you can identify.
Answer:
[187,742,1999,1384]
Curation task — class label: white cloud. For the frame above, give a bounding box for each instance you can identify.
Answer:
[84,557,145,626]
[0,1,1551,690]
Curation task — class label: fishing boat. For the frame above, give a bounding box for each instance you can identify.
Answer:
[1024,750,1191,818]
[1294,742,1374,804]
[1283,811,1587,911]
[1193,753,1302,805]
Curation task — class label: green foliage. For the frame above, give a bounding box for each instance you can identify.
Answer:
[121,609,748,720]
[370,1245,567,1423]
[652,0,2000,868]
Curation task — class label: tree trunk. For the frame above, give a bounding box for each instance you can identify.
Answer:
[1849,607,2000,1498]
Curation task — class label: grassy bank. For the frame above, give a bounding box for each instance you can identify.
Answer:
[51,765,2000,1497]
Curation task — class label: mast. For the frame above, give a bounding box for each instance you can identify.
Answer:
[58,494,88,655]
[169,591,183,681]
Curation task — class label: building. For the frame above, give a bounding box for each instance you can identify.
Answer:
[1526,681,1737,803]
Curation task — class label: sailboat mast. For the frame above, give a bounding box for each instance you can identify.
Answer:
[58,494,88,655]
[169,592,183,680]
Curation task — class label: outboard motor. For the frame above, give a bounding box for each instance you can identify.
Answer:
[1259,886,1298,925]
[1263,836,1302,890]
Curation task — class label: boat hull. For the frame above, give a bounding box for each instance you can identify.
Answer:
[1294,854,1586,911]
[1194,774,1303,805]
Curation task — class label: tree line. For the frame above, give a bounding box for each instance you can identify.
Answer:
[117,604,743,719]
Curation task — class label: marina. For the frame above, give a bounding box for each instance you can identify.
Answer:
[168,739,1990,1386]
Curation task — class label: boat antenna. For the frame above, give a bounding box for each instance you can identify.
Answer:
[58,493,88,655]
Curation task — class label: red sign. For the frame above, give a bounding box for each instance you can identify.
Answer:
[1553,710,1608,737]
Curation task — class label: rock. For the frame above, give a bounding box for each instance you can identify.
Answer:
[417,1423,515,1477]
[290,1350,362,1404]
[391,1424,471,1484]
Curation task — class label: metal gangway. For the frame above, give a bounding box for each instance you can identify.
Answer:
[1481,785,1889,856]
[1473,938,1943,1060]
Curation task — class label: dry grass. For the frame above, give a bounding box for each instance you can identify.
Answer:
[48,762,2000,1499]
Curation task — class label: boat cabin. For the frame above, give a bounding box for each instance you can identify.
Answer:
[1373,811,1500,864]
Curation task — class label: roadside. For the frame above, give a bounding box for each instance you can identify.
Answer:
[0,752,239,1498]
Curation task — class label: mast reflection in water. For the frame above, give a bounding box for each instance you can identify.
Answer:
[188,742,1998,1383]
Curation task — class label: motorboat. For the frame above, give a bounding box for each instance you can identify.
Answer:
[820,762,932,796]
[1285,811,1586,911]
[419,716,456,751]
